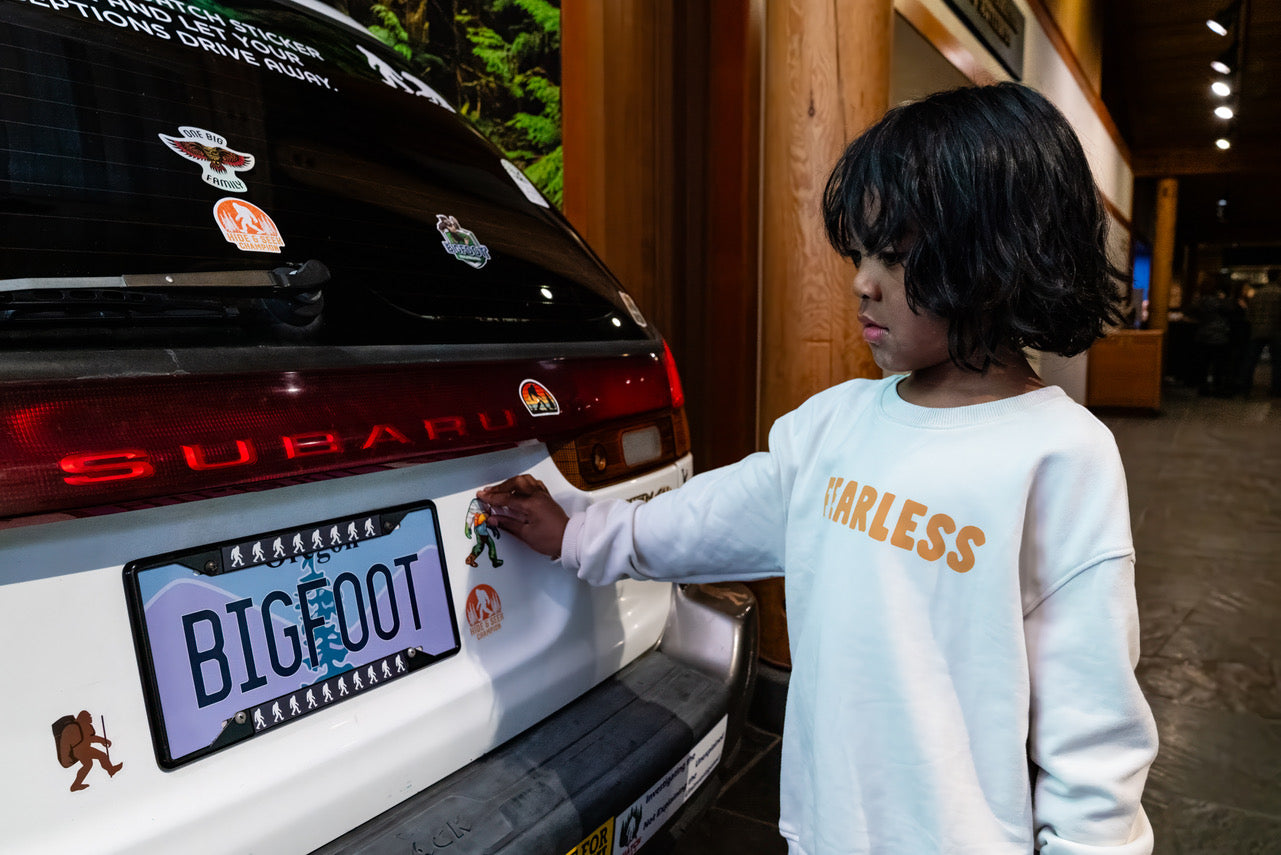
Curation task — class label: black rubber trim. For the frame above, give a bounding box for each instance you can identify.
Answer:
[311,650,729,854]
[0,339,662,382]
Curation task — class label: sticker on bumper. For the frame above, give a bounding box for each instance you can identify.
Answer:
[612,715,727,855]
[566,818,614,855]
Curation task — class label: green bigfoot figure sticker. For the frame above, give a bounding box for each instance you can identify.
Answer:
[464,498,503,568]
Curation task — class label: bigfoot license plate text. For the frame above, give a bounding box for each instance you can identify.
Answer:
[124,502,461,768]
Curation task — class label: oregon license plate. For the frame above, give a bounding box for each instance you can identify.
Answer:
[124,501,460,769]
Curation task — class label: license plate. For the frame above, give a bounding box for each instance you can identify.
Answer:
[124,501,460,769]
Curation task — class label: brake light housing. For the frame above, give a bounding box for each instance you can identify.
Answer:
[0,349,684,521]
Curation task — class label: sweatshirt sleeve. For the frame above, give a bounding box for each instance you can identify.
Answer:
[561,402,810,585]
[1025,551,1159,855]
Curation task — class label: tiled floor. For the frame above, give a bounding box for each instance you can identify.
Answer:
[672,370,1281,855]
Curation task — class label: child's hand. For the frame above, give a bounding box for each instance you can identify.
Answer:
[477,475,570,558]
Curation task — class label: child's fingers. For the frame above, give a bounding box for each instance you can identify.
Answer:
[479,475,551,507]
[494,474,548,496]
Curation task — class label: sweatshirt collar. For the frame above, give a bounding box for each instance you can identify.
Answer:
[877,373,1067,428]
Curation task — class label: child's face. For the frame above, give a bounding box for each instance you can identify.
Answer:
[851,246,952,376]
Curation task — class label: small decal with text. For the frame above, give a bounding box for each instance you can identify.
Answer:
[159,127,255,193]
[465,584,503,640]
[213,198,285,253]
[436,215,491,268]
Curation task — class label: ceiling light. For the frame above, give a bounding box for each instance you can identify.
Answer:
[1215,105,1235,119]
[1210,42,1238,75]
[1211,80,1232,97]
[1207,0,1241,36]
[1215,137,1232,150]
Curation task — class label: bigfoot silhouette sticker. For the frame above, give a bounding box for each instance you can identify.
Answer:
[52,711,123,792]
[465,584,503,640]
[213,198,285,253]
[463,498,503,568]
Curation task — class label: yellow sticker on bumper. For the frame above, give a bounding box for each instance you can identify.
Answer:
[566,818,613,855]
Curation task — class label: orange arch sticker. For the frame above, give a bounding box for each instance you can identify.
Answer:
[213,198,284,253]
[520,380,560,417]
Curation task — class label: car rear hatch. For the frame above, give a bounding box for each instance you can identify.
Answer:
[0,1,754,851]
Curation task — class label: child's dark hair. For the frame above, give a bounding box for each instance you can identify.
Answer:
[822,82,1126,371]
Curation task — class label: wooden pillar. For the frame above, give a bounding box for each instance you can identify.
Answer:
[561,1,762,475]
[561,1,677,338]
[1149,177,1178,331]
[755,0,892,668]
[759,0,890,443]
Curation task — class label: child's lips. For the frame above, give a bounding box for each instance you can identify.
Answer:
[859,315,887,344]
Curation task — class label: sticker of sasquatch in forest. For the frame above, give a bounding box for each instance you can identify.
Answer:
[464,498,504,568]
[52,710,123,792]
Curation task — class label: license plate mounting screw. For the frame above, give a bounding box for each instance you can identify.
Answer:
[234,711,247,725]
[204,559,219,574]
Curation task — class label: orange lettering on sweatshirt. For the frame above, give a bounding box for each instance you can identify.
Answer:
[823,475,985,573]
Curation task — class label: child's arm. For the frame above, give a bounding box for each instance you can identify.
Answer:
[1025,552,1158,855]
[480,444,796,586]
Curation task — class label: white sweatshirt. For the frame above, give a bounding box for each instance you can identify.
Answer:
[561,375,1157,855]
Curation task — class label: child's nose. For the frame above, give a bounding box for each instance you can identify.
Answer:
[853,269,880,300]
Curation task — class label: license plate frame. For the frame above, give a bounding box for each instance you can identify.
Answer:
[124,500,461,769]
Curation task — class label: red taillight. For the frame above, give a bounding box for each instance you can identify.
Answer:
[662,340,685,409]
[0,351,674,520]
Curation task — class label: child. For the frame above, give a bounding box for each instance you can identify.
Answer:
[480,83,1158,855]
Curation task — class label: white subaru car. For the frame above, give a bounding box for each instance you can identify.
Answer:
[0,0,757,851]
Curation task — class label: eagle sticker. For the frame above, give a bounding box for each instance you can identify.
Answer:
[213,198,285,253]
[159,127,255,193]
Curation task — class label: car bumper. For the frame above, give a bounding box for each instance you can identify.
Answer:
[313,582,758,854]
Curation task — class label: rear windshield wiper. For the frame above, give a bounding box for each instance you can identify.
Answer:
[0,259,330,295]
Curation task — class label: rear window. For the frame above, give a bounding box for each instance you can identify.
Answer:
[0,0,647,347]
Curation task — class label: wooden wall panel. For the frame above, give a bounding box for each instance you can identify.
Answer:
[758,0,890,440]
[562,0,762,473]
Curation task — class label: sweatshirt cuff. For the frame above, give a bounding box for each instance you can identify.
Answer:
[559,511,586,572]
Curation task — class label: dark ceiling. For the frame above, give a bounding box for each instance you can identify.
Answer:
[1102,0,1281,258]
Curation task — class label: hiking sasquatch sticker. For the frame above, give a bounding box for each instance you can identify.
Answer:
[52,710,123,792]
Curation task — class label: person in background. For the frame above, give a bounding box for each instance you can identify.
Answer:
[1191,274,1237,397]
[1239,268,1281,396]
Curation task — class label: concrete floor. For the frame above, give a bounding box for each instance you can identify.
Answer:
[672,373,1281,855]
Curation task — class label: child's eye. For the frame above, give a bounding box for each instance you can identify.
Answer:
[848,250,863,267]
[877,250,906,267]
